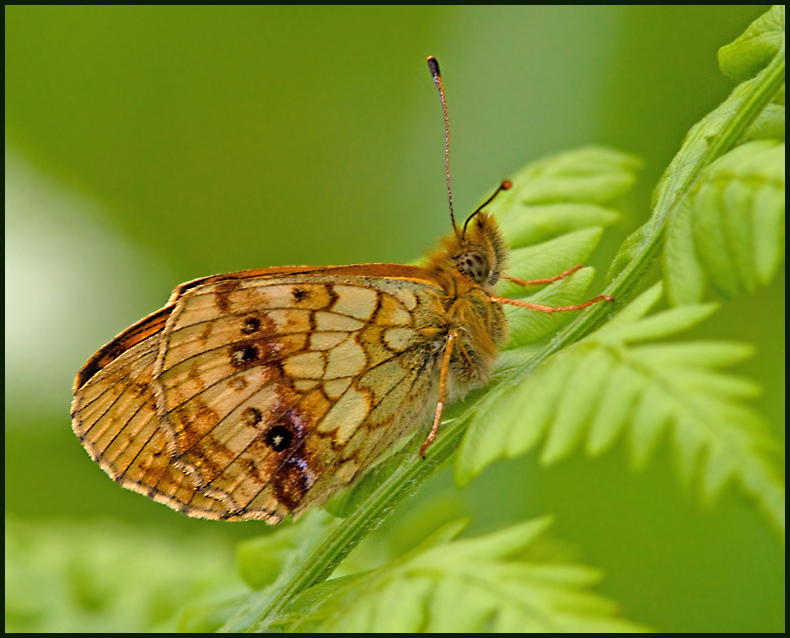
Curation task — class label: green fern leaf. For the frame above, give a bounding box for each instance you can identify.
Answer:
[660,8,785,306]
[666,140,785,302]
[615,8,784,301]
[664,199,709,305]
[607,220,657,282]
[4,519,241,633]
[235,511,336,592]
[540,346,613,464]
[505,146,642,206]
[457,284,784,534]
[273,518,648,633]
[586,362,645,456]
[498,203,619,249]
[718,5,786,82]
[743,102,785,141]
[489,146,639,251]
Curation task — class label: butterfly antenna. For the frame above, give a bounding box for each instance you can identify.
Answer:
[462,179,512,237]
[427,56,459,238]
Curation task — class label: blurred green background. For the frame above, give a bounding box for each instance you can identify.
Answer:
[5,5,783,632]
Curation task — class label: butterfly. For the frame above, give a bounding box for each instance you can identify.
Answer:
[71,57,613,523]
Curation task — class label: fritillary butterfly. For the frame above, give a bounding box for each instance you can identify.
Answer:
[71,57,612,523]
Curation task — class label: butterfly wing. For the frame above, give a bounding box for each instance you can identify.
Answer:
[73,265,450,522]
[71,308,227,516]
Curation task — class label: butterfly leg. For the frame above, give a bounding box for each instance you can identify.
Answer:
[419,330,459,458]
[502,263,584,287]
[490,294,614,313]
[495,265,614,312]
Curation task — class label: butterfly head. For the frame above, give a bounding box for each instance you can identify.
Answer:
[449,178,512,288]
[453,211,508,287]
[426,209,507,292]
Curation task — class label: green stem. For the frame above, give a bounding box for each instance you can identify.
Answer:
[231,44,785,633]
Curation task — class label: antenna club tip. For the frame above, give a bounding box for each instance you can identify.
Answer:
[502,180,513,190]
[427,56,441,78]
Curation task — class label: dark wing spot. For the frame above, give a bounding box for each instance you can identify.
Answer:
[132,382,149,398]
[243,406,263,426]
[230,376,248,391]
[292,287,310,303]
[214,279,242,313]
[238,456,258,479]
[265,425,294,452]
[187,367,207,391]
[262,407,305,452]
[271,457,309,510]
[230,344,260,367]
[326,285,339,307]
[241,316,261,335]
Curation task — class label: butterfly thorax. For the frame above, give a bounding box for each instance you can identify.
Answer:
[423,212,509,392]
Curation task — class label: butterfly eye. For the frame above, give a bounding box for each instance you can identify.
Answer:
[455,250,490,284]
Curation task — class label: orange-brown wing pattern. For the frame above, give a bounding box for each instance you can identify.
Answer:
[153,271,448,521]
[71,310,224,517]
[72,266,451,522]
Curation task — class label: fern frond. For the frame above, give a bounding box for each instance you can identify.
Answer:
[498,203,619,249]
[235,511,337,592]
[269,518,648,633]
[666,140,785,303]
[457,283,785,535]
[611,7,784,299]
[660,8,786,305]
[505,145,642,206]
[223,11,785,622]
[742,102,785,141]
[5,518,241,633]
